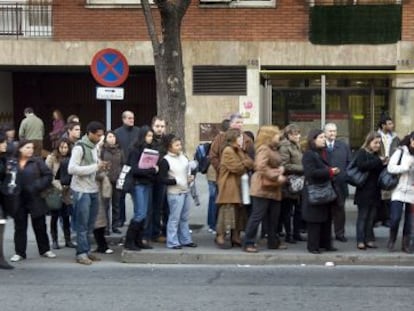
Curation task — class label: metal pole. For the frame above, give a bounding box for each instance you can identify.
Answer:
[106,100,111,130]
[321,74,326,129]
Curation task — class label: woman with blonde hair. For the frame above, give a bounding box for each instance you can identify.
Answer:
[243,126,286,253]
[354,131,387,250]
[215,128,253,248]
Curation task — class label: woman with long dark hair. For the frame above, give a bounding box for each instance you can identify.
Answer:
[45,138,75,249]
[0,131,13,269]
[354,131,386,250]
[124,125,158,251]
[387,131,414,253]
[302,129,339,254]
[100,131,124,234]
[10,140,56,262]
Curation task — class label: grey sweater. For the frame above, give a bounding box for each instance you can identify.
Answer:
[68,137,99,193]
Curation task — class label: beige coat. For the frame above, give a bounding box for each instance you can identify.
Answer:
[250,144,284,201]
[216,145,253,205]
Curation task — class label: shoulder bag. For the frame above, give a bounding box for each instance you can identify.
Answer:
[346,154,369,188]
[378,148,403,191]
[306,181,337,205]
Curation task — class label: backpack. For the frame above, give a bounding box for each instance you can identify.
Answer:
[194,142,211,174]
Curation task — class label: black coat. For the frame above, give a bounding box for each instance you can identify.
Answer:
[127,146,157,185]
[302,149,334,223]
[17,157,53,218]
[0,155,6,218]
[326,140,351,204]
[354,148,384,207]
[114,125,140,161]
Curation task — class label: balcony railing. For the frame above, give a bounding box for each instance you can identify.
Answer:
[0,1,52,39]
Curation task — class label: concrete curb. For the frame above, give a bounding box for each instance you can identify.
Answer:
[121,249,414,266]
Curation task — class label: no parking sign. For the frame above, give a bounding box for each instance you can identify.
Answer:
[90,48,129,130]
[90,48,129,87]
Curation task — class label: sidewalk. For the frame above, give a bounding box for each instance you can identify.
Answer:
[3,175,414,266]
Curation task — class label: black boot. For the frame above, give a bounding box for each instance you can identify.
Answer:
[124,221,141,251]
[402,235,413,254]
[0,223,14,270]
[387,229,397,252]
[135,221,153,250]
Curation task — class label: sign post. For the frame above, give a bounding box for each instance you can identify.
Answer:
[90,48,129,130]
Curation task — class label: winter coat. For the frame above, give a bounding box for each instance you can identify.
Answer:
[127,145,158,185]
[209,131,254,175]
[278,138,303,199]
[0,156,6,220]
[216,145,253,205]
[101,143,124,184]
[17,156,53,218]
[301,149,334,223]
[250,144,283,201]
[387,146,414,204]
[114,125,140,160]
[354,148,384,207]
[326,139,352,204]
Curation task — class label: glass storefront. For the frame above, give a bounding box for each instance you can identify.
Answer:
[271,77,389,150]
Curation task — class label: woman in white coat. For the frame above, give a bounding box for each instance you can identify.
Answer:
[387,132,414,253]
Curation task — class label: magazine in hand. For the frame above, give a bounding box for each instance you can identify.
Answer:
[138,148,159,169]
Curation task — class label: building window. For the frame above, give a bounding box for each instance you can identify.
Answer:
[193,66,247,96]
[86,0,154,6]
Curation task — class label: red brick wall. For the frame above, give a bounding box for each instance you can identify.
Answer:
[402,2,414,41]
[53,0,309,41]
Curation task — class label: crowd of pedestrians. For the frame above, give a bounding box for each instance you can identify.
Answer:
[0,108,413,269]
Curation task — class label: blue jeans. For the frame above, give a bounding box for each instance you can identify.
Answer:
[207,181,217,231]
[132,184,152,223]
[72,191,99,257]
[167,192,192,248]
[356,203,377,244]
[390,201,412,236]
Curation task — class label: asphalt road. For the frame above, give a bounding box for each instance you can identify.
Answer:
[1,264,413,311]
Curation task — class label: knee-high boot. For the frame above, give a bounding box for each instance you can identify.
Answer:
[0,223,14,270]
[135,220,153,249]
[402,235,413,254]
[124,221,140,251]
[387,229,397,252]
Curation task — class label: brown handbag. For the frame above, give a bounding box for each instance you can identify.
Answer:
[261,175,281,188]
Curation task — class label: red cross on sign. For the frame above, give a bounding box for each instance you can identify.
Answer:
[90,48,129,87]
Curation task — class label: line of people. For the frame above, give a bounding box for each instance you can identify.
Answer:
[205,113,414,254]
[1,108,413,269]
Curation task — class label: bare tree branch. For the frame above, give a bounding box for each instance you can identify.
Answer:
[141,0,161,56]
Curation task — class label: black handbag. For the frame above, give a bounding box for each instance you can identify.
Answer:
[306,181,337,205]
[346,155,369,188]
[378,148,403,191]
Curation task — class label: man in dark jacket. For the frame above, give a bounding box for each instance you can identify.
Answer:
[114,111,140,228]
[143,116,168,243]
[324,123,351,242]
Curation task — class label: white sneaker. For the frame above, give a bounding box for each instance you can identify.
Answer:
[104,248,114,254]
[10,254,24,262]
[42,251,57,258]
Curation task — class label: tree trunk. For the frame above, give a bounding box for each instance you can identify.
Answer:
[141,0,190,142]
